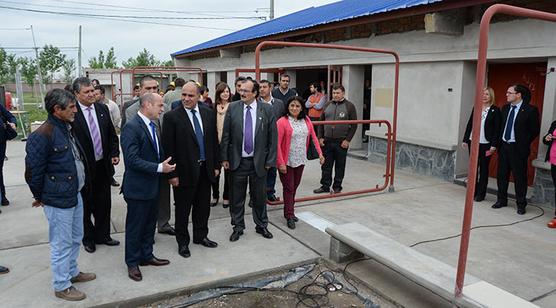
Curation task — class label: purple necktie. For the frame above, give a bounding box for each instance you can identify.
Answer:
[86,107,103,158]
[244,106,253,154]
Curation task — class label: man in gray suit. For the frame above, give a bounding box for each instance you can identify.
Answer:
[258,79,285,202]
[221,79,277,242]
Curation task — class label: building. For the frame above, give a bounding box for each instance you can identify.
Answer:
[171,0,556,206]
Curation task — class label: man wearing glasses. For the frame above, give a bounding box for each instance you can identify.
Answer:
[125,75,175,236]
[492,84,539,215]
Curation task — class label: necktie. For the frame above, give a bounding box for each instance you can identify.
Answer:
[504,105,517,141]
[86,107,103,158]
[244,106,253,154]
[190,109,205,161]
[149,121,159,159]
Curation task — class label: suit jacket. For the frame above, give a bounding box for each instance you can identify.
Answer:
[220,100,277,178]
[121,115,163,200]
[258,97,285,119]
[72,102,120,179]
[162,104,219,187]
[499,102,540,158]
[121,98,138,128]
[462,105,502,148]
[543,120,556,162]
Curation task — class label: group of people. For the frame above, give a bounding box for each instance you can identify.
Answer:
[21,74,359,301]
[462,84,556,227]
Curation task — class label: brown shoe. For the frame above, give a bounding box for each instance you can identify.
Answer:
[128,266,142,281]
[139,256,170,266]
[54,286,86,301]
[70,272,96,283]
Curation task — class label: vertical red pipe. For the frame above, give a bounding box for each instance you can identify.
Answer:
[455,4,556,297]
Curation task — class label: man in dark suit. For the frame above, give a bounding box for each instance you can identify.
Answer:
[0,103,16,207]
[72,77,120,253]
[492,84,540,215]
[258,79,285,202]
[121,93,174,281]
[221,79,277,242]
[162,81,220,258]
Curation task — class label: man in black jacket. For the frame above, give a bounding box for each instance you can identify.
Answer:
[492,84,539,215]
[72,77,120,252]
[25,89,95,301]
[0,103,16,207]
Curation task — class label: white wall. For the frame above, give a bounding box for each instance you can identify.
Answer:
[342,65,365,149]
[537,57,556,166]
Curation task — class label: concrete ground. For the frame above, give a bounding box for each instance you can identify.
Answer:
[1,140,555,307]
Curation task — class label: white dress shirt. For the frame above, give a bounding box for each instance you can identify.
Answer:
[137,111,163,173]
[78,102,103,161]
[242,101,257,158]
[184,104,204,134]
[502,100,522,143]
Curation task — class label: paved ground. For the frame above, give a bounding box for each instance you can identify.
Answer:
[0,140,555,307]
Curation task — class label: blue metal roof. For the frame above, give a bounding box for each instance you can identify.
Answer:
[172,0,443,57]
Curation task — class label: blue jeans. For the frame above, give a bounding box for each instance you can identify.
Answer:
[43,193,84,291]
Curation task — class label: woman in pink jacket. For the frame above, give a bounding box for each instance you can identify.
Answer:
[277,96,325,229]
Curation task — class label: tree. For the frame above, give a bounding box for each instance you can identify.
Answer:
[38,45,66,83]
[62,59,76,83]
[89,47,118,69]
[122,48,172,68]
[18,57,37,86]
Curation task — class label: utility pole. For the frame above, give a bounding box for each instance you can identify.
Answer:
[78,25,82,77]
[30,25,45,107]
[269,0,274,20]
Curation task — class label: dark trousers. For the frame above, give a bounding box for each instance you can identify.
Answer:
[496,142,528,208]
[551,165,556,216]
[173,165,211,247]
[230,158,268,232]
[124,197,158,267]
[0,141,6,199]
[157,178,171,231]
[266,167,277,196]
[212,168,230,201]
[83,159,112,245]
[279,165,305,219]
[320,139,347,191]
[467,142,493,198]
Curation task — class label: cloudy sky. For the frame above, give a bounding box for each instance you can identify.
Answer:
[0,0,338,67]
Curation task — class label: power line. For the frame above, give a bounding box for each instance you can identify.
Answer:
[0,5,239,30]
[0,27,31,30]
[0,3,265,20]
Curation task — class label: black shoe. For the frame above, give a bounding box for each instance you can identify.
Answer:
[178,246,191,258]
[1,198,9,206]
[111,178,120,187]
[83,242,96,253]
[193,237,218,248]
[267,194,279,202]
[517,207,526,215]
[223,200,230,208]
[229,230,243,242]
[287,219,296,230]
[474,195,485,202]
[0,266,9,274]
[313,187,329,194]
[292,216,299,222]
[491,202,507,209]
[256,227,273,239]
[331,188,342,194]
[158,227,176,236]
[103,239,120,246]
[211,197,219,207]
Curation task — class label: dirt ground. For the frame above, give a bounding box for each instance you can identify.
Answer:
[143,261,395,308]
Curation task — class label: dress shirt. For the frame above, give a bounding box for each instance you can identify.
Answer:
[137,111,163,173]
[78,102,103,161]
[242,100,257,158]
[184,104,204,134]
[470,106,491,144]
[502,100,522,143]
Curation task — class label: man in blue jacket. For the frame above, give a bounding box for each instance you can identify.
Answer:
[121,93,175,281]
[25,89,96,301]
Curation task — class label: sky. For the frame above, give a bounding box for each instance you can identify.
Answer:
[0,0,338,68]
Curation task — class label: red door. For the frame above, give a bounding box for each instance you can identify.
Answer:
[487,62,546,186]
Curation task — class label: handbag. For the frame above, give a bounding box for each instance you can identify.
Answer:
[307,137,319,160]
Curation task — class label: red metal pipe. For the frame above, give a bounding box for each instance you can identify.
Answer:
[235,68,283,77]
[255,41,399,191]
[455,4,556,298]
[267,119,392,206]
